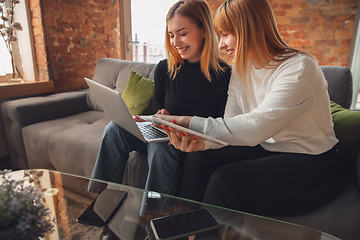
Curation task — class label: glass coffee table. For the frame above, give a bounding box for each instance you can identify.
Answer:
[7,169,339,240]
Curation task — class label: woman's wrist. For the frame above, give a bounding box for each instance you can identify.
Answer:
[178,116,192,128]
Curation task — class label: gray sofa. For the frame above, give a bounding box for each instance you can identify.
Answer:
[1,58,360,240]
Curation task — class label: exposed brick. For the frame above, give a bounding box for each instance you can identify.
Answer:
[70,22,81,30]
[323,55,335,62]
[43,9,60,19]
[327,22,343,30]
[64,30,79,38]
[29,0,40,9]
[36,54,47,64]
[44,17,56,28]
[311,15,327,24]
[274,10,286,17]
[277,25,287,31]
[331,46,350,54]
[335,30,353,38]
[294,31,307,38]
[82,24,93,32]
[340,38,352,46]
[285,9,300,17]
[34,35,45,45]
[279,32,291,38]
[30,8,42,18]
[57,20,70,29]
[29,0,358,92]
[345,21,355,30]
[31,18,42,27]
[49,46,68,54]
[72,38,82,46]
[315,40,338,46]
[42,0,55,8]
[58,37,71,46]
[55,3,67,12]
[32,26,44,36]
[70,46,93,54]
[308,31,322,39]
[94,27,104,33]
[329,14,356,22]
[291,17,310,24]
[276,17,291,25]
[288,24,309,32]
[279,3,293,9]
[290,39,311,47]
[94,0,103,5]
[67,6,79,14]
[293,2,307,8]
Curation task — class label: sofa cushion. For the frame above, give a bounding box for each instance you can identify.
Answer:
[330,101,360,161]
[87,58,156,111]
[122,70,155,115]
[22,111,109,177]
[321,66,353,109]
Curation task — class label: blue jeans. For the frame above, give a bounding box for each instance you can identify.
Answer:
[88,121,185,195]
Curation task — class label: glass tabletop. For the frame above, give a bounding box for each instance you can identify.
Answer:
[5,169,339,240]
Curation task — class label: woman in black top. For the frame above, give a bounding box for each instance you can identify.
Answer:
[88,0,231,199]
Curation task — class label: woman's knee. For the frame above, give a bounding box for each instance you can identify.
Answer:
[104,121,120,136]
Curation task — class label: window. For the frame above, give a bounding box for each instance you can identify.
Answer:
[0,37,12,82]
[0,0,36,83]
[121,0,178,63]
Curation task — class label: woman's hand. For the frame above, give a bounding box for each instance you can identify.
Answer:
[133,115,146,122]
[151,109,170,127]
[155,109,170,115]
[155,116,205,152]
[162,126,205,152]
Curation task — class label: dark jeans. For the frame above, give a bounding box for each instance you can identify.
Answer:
[89,121,186,195]
[178,145,345,216]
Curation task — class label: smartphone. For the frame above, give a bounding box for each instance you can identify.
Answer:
[77,189,128,227]
[150,208,219,240]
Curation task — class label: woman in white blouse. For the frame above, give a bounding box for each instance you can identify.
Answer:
[157,0,345,216]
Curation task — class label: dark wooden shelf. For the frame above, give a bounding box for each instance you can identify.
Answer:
[0,80,54,99]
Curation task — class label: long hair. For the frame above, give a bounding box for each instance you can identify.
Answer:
[165,0,228,81]
[214,0,303,92]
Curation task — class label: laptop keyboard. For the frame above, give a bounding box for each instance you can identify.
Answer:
[137,122,168,140]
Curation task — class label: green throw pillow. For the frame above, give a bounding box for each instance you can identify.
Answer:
[330,100,360,158]
[122,70,154,115]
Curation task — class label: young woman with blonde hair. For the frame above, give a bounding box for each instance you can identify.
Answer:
[88,0,231,200]
[157,0,344,216]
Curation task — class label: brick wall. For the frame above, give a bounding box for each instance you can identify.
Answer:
[29,0,121,92]
[29,0,358,92]
[207,0,358,67]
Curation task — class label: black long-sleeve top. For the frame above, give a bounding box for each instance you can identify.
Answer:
[152,59,231,118]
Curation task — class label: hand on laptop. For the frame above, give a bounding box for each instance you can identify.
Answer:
[149,109,170,128]
[133,115,147,122]
[155,109,170,115]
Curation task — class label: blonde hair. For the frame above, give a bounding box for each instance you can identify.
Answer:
[165,0,228,81]
[214,0,303,92]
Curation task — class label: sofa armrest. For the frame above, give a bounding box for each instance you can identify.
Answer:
[2,90,89,128]
[0,90,89,169]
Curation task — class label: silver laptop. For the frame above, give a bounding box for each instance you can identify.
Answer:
[85,77,168,143]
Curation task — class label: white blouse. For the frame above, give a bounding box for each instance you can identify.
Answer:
[190,54,338,154]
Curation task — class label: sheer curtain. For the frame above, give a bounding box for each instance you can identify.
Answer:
[0,29,13,77]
